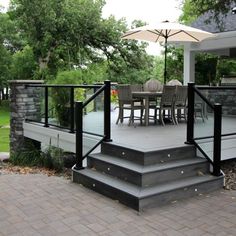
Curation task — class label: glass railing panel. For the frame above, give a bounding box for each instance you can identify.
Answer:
[207,88,236,135]
[82,89,105,156]
[193,91,214,161]
[49,87,72,129]
[25,86,44,123]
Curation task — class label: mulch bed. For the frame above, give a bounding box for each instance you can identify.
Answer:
[1,159,236,190]
[221,159,236,190]
[0,161,72,179]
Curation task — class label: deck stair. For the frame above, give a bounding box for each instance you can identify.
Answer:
[72,142,224,211]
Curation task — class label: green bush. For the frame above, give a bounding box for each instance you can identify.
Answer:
[41,146,64,172]
[10,140,42,167]
[10,45,38,80]
[50,70,85,126]
[9,139,65,172]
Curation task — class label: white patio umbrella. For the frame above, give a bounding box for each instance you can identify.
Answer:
[122,20,215,84]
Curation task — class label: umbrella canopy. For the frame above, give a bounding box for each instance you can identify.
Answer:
[122,21,215,84]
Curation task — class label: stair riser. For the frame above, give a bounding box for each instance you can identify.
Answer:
[101,143,196,165]
[101,143,144,165]
[142,163,209,187]
[143,147,196,165]
[72,171,139,210]
[140,177,224,211]
[87,157,209,187]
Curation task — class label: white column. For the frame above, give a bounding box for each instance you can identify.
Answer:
[184,45,195,85]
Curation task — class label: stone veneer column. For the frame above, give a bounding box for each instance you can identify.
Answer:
[9,80,44,155]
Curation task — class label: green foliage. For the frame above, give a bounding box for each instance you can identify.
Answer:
[0,44,12,89]
[10,45,38,80]
[165,47,184,83]
[216,59,236,80]
[188,0,234,23]
[195,53,218,85]
[0,101,10,152]
[41,146,64,172]
[0,100,10,126]
[179,0,198,24]
[9,137,65,171]
[151,56,164,83]
[50,71,85,127]
[10,140,42,166]
[83,63,108,84]
[180,0,235,26]
[0,1,153,85]
[0,128,9,152]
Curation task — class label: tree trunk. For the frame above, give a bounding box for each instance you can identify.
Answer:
[38,48,55,72]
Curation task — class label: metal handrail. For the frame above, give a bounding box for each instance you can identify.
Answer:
[74,80,111,170]
[25,81,112,170]
[186,82,222,176]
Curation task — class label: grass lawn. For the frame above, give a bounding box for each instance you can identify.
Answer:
[0,128,10,151]
[0,101,10,152]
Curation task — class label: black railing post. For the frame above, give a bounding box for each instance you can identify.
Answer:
[75,101,84,169]
[70,87,75,133]
[185,82,195,144]
[44,86,49,127]
[213,103,222,176]
[104,80,112,142]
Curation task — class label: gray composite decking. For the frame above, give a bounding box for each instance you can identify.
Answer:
[108,110,236,161]
[24,109,236,161]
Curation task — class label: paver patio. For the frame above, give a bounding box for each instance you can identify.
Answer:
[0,172,236,236]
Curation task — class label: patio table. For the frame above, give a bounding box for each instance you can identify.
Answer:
[132,91,162,126]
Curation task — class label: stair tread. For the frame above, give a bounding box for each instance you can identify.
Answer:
[89,153,207,173]
[102,142,195,154]
[75,168,223,199]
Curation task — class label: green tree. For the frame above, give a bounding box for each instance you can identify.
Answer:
[10,45,38,80]
[8,0,152,83]
[179,0,198,24]
[188,0,235,22]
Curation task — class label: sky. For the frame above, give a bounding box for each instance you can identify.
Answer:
[103,0,182,55]
[0,0,182,55]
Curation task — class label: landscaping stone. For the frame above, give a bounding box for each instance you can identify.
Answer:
[0,152,10,162]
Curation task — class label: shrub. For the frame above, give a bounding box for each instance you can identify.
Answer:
[10,140,42,167]
[50,70,85,127]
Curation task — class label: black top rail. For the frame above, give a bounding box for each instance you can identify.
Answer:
[197,86,236,90]
[25,84,102,89]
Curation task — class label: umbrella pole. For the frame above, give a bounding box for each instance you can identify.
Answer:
[164,36,167,84]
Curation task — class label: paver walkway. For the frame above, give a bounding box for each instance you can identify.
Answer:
[0,172,236,236]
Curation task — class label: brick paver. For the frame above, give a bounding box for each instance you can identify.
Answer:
[0,172,236,236]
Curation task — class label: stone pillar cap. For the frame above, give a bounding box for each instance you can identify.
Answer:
[8,80,44,84]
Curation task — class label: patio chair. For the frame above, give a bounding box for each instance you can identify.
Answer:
[154,85,176,125]
[130,84,143,92]
[194,92,207,122]
[143,79,162,122]
[172,85,188,124]
[167,79,182,86]
[116,85,144,126]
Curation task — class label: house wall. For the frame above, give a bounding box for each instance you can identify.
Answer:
[207,89,236,116]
